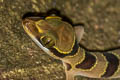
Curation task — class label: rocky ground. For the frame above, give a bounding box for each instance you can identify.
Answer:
[0,0,120,80]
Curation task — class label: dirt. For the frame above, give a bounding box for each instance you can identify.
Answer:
[0,0,120,80]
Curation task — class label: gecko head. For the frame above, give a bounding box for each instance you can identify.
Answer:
[22,15,82,56]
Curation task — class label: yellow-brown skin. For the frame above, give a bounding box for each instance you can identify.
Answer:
[23,17,75,53]
[22,16,120,80]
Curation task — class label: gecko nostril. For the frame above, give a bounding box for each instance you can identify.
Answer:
[22,19,31,26]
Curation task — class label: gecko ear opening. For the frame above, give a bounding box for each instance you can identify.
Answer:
[74,25,84,43]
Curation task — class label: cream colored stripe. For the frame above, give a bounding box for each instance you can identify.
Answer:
[99,53,108,77]
[77,53,97,71]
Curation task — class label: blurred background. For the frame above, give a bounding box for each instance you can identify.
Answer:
[0,0,120,80]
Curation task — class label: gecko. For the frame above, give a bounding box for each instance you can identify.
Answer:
[22,15,120,80]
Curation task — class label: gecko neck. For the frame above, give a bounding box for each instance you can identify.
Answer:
[48,41,79,59]
[48,41,97,70]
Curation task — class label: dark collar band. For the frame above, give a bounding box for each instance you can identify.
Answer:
[49,41,79,58]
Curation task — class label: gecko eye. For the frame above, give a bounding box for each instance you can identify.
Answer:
[40,36,55,48]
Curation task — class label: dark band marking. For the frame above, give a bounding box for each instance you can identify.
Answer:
[75,51,96,69]
[64,63,72,71]
[101,53,119,78]
[48,41,79,58]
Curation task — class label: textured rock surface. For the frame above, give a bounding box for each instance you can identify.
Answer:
[0,0,120,80]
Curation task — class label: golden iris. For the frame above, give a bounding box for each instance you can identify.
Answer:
[40,36,55,48]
